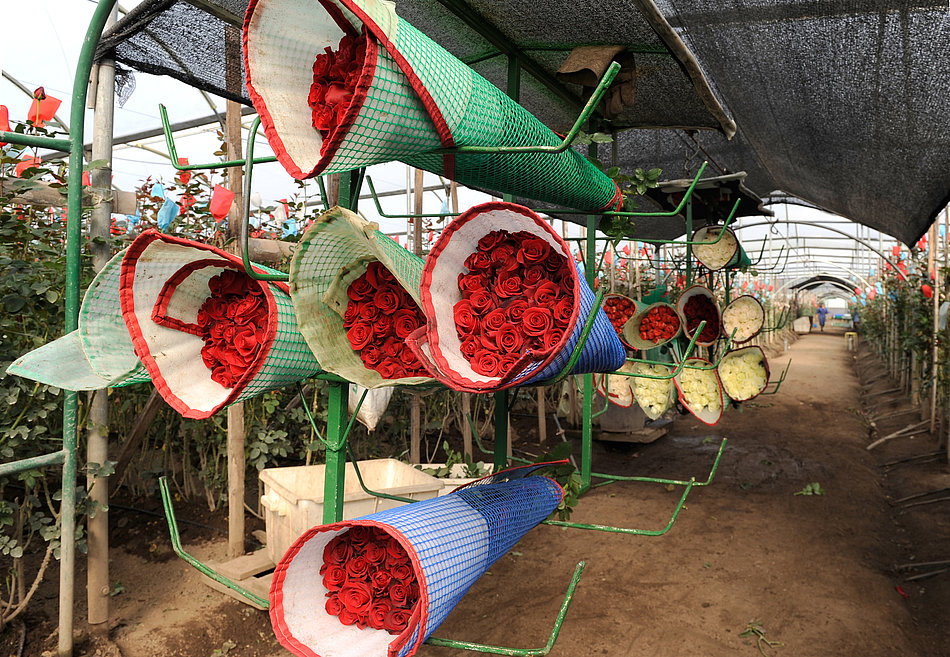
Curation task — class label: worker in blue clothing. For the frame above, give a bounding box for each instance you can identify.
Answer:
[816,303,828,332]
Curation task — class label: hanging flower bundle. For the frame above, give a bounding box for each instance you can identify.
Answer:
[638,305,680,344]
[453,229,575,378]
[602,294,638,345]
[343,261,429,379]
[321,525,420,634]
[197,270,270,388]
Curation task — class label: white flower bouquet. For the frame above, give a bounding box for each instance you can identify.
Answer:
[692,225,739,270]
[722,295,765,343]
[633,363,674,420]
[674,357,723,425]
[595,361,636,408]
[717,346,770,401]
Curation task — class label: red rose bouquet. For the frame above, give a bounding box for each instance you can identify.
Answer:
[321,525,419,634]
[343,261,429,379]
[452,229,575,377]
[602,294,637,339]
[638,304,680,344]
[308,32,368,154]
[197,269,269,388]
[682,292,720,344]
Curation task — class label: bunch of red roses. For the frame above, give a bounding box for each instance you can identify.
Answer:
[344,261,429,379]
[683,294,720,343]
[454,230,575,377]
[602,295,636,339]
[321,525,419,634]
[309,32,367,150]
[639,305,679,343]
[196,269,268,388]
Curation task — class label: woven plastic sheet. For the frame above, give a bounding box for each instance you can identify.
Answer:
[120,230,321,419]
[8,249,150,391]
[289,206,434,388]
[409,202,626,393]
[243,0,620,212]
[270,472,562,657]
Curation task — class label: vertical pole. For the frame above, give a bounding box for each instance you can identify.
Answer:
[60,2,118,654]
[86,3,117,628]
[410,169,424,464]
[537,388,547,445]
[684,196,693,287]
[581,210,596,491]
[930,223,938,428]
[323,170,360,523]
[225,94,246,559]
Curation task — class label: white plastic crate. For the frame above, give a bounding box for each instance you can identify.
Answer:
[415,463,491,495]
[259,459,444,563]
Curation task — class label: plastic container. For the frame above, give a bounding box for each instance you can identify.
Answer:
[259,459,444,563]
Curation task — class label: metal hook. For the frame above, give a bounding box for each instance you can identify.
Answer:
[159,104,277,171]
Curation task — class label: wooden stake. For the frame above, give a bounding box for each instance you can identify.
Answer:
[410,169,424,464]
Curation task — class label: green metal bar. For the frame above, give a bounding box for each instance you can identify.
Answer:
[59,3,119,653]
[579,208,596,493]
[241,117,289,282]
[758,360,792,395]
[347,444,418,504]
[467,413,532,466]
[323,382,349,524]
[340,386,368,447]
[591,385,611,419]
[317,176,330,209]
[425,561,586,656]
[615,320,707,380]
[159,104,277,170]
[493,390,510,471]
[591,438,727,487]
[685,193,693,286]
[543,479,694,536]
[535,288,606,387]
[297,382,329,449]
[0,450,65,478]
[366,176,462,219]
[159,477,270,608]
[559,194,740,235]
[0,132,72,150]
[435,62,619,155]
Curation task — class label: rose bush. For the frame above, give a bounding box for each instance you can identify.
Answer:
[322,525,420,633]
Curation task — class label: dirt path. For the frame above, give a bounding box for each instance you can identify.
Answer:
[15,331,949,656]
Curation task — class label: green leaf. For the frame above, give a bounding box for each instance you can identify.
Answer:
[590,132,614,144]
[82,159,109,172]
[45,290,60,304]
[4,295,26,312]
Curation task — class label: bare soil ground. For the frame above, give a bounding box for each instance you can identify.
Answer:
[8,329,950,657]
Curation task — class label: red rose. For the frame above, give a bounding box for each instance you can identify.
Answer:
[370,569,392,593]
[312,51,333,78]
[495,325,523,353]
[389,581,410,607]
[324,82,352,107]
[482,309,507,335]
[498,355,520,375]
[559,275,574,297]
[347,277,375,301]
[384,608,412,633]
[208,321,227,341]
[209,269,249,297]
[381,338,402,360]
[517,237,551,265]
[374,286,401,315]
[471,350,501,377]
[523,265,546,287]
[360,344,382,367]
[358,301,379,322]
[312,106,335,132]
[399,348,420,368]
[325,593,343,616]
[343,304,360,327]
[542,329,563,352]
[347,525,373,546]
[369,599,393,629]
[453,300,479,335]
[553,298,574,325]
[522,307,553,337]
[347,322,374,351]
[373,313,394,337]
[364,541,386,564]
[324,535,352,565]
[543,250,566,272]
[458,272,486,293]
[468,290,493,314]
[464,251,491,272]
[393,309,421,339]
[322,565,347,591]
[233,325,261,359]
[345,555,370,580]
[339,581,373,614]
[533,281,560,307]
[477,230,507,252]
[376,359,401,379]
[494,273,522,299]
[460,336,479,359]
[308,80,327,107]
[490,243,517,270]
[375,264,396,285]
[506,299,530,323]
[337,607,361,626]
[390,562,414,582]
[202,297,229,322]
[386,540,409,563]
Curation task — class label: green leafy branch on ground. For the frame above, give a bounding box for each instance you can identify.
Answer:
[739,620,784,656]
[794,482,825,496]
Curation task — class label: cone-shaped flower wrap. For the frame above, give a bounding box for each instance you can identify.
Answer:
[243,0,621,212]
[8,248,151,390]
[270,463,563,657]
[289,206,434,388]
[407,202,626,393]
[120,230,321,419]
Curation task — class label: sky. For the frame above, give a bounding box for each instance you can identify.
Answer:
[1,0,919,297]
